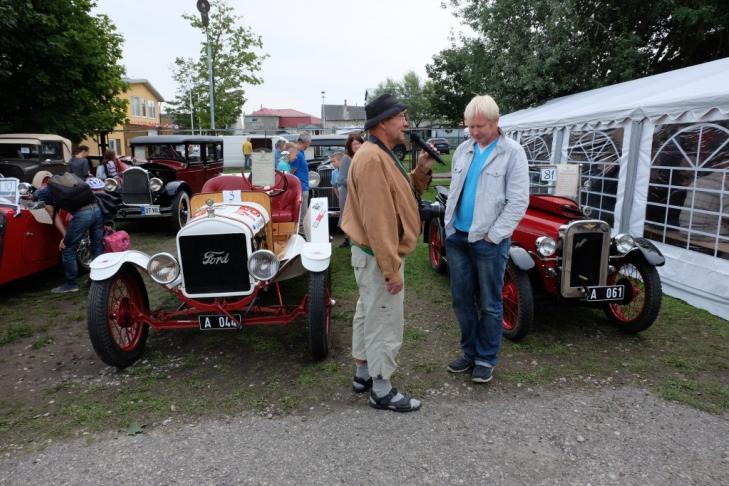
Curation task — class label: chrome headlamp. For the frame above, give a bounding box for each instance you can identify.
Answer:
[147,252,180,284]
[104,177,119,192]
[248,250,279,281]
[614,233,635,254]
[149,177,164,192]
[18,182,32,196]
[535,236,557,257]
[308,171,321,189]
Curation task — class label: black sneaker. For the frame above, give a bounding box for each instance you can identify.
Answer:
[472,365,494,383]
[51,283,79,294]
[447,356,474,373]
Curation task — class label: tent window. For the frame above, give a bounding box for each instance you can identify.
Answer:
[521,133,553,165]
[645,121,729,259]
[566,129,623,227]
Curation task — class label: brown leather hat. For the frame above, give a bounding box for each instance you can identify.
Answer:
[364,93,407,131]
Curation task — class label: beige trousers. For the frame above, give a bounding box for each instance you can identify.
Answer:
[350,246,405,380]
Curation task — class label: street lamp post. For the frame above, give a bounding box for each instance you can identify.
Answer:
[321,91,326,131]
[197,0,215,131]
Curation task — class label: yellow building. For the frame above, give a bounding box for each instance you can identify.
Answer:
[83,78,165,157]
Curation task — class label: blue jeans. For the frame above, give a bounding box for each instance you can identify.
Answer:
[446,230,509,367]
[61,205,104,285]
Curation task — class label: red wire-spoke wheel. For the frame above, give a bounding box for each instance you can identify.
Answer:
[307,269,331,361]
[501,261,534,341]
[87,266,150,368]
[428,219,447,273]
[603,256,662,334]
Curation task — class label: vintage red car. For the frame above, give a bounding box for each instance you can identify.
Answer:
[86,170,333,368]
[422,164,665,339]
[113,135,225,230]
[0,177,94,286]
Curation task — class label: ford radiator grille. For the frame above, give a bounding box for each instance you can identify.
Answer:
[122,169,152,204]
[179,234,249,294]
[318,167,333,187]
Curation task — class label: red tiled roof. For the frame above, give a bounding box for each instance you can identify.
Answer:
[253,108,314,118]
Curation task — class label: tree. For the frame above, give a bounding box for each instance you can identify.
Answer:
[373,71,436,127]
[0,0,127,142]
[427,0,729,122]
[167,0,265,130]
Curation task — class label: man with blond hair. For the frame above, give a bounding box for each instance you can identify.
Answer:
[445,95,529,383]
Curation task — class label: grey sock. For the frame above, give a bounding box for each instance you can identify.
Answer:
[372,378,392,398]
[355,363,370,380]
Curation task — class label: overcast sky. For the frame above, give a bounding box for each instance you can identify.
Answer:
[93,0,466,118]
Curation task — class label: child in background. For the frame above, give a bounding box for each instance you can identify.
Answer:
[329,151,344,202]
[277,142,298,173]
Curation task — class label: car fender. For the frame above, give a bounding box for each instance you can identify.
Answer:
[301,242,331,272]
[164,180,189,197]
[629,237,665,266]
[509,246,535,271]
[90,250,151,281]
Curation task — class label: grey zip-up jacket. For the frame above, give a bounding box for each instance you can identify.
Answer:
[444,133,530,244]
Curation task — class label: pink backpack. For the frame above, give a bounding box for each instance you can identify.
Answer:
[103,230,131,253]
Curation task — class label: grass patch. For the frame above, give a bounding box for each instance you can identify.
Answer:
[0,323,34,345]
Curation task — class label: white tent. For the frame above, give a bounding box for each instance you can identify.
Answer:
[500,58,729,320]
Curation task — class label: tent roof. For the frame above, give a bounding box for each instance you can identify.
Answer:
[500,57,729,131]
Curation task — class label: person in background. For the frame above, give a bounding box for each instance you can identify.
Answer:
[277,143,299,173]
[329,151,344,201]
[444,95,529,383]
[342,93,435,413]
[243,137,253,169]
[292,132,312,232]
[31,170,65,236]
[69,145,91,179]
[337,133,364,248]
[273,139,286,166]
[97,149,120,181]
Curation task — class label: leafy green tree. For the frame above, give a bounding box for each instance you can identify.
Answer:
[167,0,265,130]
[373,71,435,127]
[0,0,127,142]
[427,0,729,122]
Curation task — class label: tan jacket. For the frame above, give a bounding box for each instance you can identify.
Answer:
[342,140,431,285]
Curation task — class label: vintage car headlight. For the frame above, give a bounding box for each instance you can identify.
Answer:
[614,233,635,254]
[18,182,32,195]
[308,171,321,188]
[147,252,180,284]
[536,236,557,257]
[104,178,119,192]
[248,250,279,281]
[149,177,164,192]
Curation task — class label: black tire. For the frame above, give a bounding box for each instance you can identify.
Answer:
[308,269,331,361]
[502,261,534,341]
[602,256,662,334]
[428,218,447,273]
[170,191,190,232]
[87,265,150,368]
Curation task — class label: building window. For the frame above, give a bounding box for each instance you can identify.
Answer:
[141,98,147,117]
[645,121,729,259]
[131,96,140,116]
[148,100,156,119]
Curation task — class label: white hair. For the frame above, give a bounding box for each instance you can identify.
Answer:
[464,95,500,122]
[297,131,312,143]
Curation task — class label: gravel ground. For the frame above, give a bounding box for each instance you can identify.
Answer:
[2,386,728,485]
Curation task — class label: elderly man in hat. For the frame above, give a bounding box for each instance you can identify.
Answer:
[342,93,435,412]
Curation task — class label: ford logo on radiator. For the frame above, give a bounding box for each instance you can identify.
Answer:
[202,251,230,265]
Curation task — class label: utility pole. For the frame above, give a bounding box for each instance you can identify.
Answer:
[197,0,215,130]
[321,91,326,131]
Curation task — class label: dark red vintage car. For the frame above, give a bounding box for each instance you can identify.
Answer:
[422,164,665,339]
[113,135,225,231]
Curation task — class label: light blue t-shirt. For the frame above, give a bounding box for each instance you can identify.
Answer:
[454,140,498,232]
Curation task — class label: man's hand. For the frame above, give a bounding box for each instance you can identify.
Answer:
[59,239,65,251]
[416,144,439,172]
[386,281,403,294]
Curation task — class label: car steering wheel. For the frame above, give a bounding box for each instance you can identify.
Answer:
[248,170,288,197]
